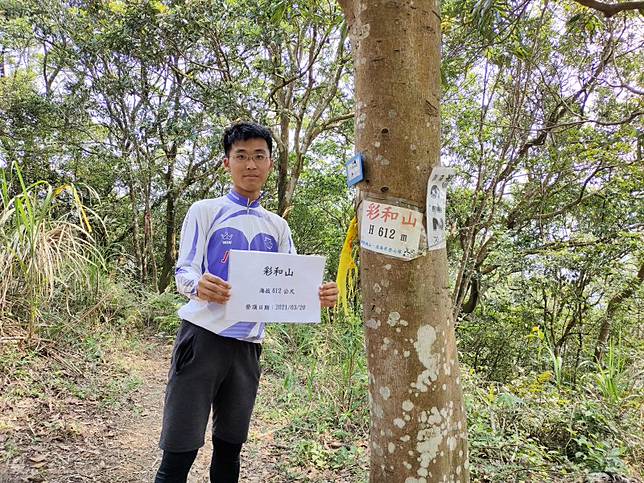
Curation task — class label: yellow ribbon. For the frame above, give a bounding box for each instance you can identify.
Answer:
[336,216,359,316]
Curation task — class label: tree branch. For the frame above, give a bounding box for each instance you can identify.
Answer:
[570,0,644,17]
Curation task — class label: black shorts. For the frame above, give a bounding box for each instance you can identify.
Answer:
[159,320,262,452]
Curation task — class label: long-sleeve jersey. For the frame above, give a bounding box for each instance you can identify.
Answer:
[175,190,295,342]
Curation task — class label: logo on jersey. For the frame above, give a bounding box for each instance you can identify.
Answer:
[221,231,233,245]
[264,236,273,250]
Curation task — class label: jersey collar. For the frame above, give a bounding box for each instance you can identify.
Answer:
[227,189,263,208]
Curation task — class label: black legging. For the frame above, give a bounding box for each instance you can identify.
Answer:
[154,437,243,483]
[155,449,197,483]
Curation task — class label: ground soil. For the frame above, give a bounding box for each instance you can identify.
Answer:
[0,340,294,483]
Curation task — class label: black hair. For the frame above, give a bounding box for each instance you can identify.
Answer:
[222,122,273,157]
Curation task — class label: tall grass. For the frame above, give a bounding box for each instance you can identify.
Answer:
[546,345,564,387]
[593,337,628,405]
[0,163,104,339]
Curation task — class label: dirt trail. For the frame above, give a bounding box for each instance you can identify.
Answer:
[1,341,280,483]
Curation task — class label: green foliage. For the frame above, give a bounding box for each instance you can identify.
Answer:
[1,0,642,480]
[253,310,369,478]
[590,338,629,405]
[287,162,353,280]
[0,162,104,337]
[253,310,643,480]
[465,364,641,480]
[547,345,564,388]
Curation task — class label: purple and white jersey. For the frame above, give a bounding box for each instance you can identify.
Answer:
[175,190,295,342]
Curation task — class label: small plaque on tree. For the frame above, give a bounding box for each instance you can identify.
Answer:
[345,153,365,187]
[359,200,423,260]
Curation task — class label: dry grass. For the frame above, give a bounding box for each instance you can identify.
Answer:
[0,163,104,338]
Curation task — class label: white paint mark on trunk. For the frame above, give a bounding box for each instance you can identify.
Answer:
[387,311,400,326]
[358,23,370,39]
[373,403,384,419]
[381,337,391,351]
[366,318,380,329]
[411,325,440,391]
[417,425,442,465]
[447,436,457,451]
[375,154,391,165]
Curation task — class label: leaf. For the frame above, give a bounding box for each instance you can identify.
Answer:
[270,1,289,24]
[29,453,46,463]
[107,0,126,15]
[567,13,583,25]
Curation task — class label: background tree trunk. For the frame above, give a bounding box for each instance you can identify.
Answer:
[339,0,470,481]
[277,106,291,217]
[127,175,143,281]
[594,262,644,361]
[158,189,177,292]
[158,141,178,292]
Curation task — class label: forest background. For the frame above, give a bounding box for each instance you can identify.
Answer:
[0,0,642,481]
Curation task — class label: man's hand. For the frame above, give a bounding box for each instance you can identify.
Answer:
[319,281,339,308]
[197,273,231,304]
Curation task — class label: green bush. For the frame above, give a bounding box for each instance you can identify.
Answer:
[463,365,641,481]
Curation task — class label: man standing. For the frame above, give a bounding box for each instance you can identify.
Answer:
[155,122,339,482]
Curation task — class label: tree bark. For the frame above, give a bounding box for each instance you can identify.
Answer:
[158,135,178,292]
[340,1,469,481]
[143,178,158,291]
[159,186,177,292]
[594,262,644,361]
[277,104,290,217]
[126,174,143,281]
[571,0,644,17]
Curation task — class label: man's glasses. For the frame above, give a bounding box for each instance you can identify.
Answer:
[230,153,270,163]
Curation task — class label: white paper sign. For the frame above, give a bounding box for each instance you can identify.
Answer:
[360,200,423,260]
[426,167,456,251]
[225,250,326,324]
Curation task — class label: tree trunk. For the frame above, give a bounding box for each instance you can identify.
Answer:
[143,179,158,291]
[159,143,178,292]
[594,262,644,361]
[127,175,143,281]
[277,106,290,217]
[158,190,177,292]
[339,1,469,481]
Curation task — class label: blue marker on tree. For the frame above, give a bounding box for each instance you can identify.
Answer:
[345,153,365,187]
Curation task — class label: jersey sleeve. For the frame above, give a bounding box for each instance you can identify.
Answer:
[279,221,296,254]
[175,203,206,299]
